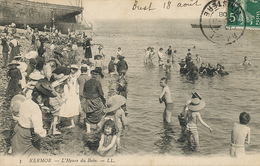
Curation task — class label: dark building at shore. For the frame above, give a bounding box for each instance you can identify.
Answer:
[0,0,92,33]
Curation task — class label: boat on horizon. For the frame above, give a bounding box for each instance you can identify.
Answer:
[191,24,221,28]
[0,0,92,33]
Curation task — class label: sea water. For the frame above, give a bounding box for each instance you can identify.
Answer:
[90,19,260,156]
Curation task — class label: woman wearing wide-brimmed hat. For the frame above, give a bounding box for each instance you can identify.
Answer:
[11,80,56,156]
[82,68,106,133]
[184,98,212,152]
[6,60,22,100]
[49,75,69,134]
[23,71,45,99]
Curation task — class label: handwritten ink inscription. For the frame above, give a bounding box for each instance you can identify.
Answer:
[132,0,155,11]
[177,0,201,8]
[132,0,201,11]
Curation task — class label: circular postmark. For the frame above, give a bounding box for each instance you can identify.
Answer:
[200,0,246,45]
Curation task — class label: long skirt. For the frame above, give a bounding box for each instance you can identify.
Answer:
[11,124,40,157]
[84,47,92,59]
[59,94,80,118]
[6,79,22,99]
[82,98,105,124]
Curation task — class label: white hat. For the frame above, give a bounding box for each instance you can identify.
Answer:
[29,72,44,81]
[25,51,38,59]
[105,95,126,113]
[187,98,206,111]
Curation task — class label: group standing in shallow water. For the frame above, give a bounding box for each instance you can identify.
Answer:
[179,49,229,79]
[144,45,230,80]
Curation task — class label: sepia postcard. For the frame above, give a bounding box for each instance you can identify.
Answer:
[0,0,260,165]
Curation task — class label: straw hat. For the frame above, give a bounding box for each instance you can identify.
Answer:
[10,94,26,113]
[105,95,126,113]
[35,80,56,97]
[29,72,44,81]
[70,64,79,70]
[25,51,38,59]
[51,75,69,88]
[47,58,61,66]
[187,98,206,111]
[8,60,20,66]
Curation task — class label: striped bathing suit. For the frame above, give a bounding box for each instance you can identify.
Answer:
[186,123,198,136]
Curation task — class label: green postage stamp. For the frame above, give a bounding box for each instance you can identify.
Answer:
[227,0,260,29]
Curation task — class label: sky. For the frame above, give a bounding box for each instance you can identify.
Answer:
[33,0,210,20]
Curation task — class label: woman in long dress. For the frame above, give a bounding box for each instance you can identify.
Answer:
[59,65,80,128]
[84,38,92,62]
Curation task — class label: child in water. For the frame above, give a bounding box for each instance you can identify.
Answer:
[97,119,117,156]
[184,97,212,151]
[230,112,251,158]
[241,56,253,66]
[178,92,201,142]
[164,59,172,74]
[158,48,164,67]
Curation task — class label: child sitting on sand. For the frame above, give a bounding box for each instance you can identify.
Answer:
[97,119,118,156]
[185,98,212,152]
[104,95,128,152]
[230,112,251,158]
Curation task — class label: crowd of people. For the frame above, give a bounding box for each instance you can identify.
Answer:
[0,24,253,158]
[1,23,130,157]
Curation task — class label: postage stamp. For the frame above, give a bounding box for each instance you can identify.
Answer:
[200,0,246,45]
[227,0,260,29]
